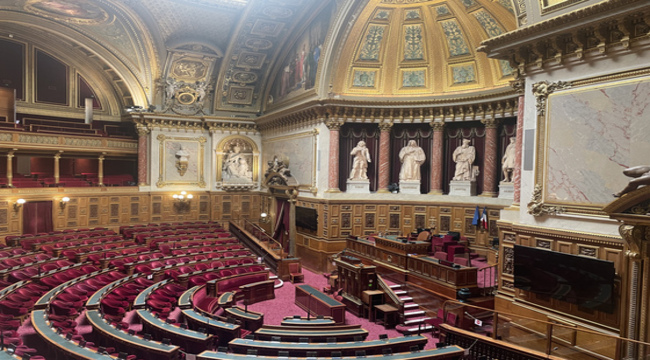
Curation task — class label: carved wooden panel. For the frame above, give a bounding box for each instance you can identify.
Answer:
[503,246,514,275]
[440,215,450,232]
[365,213,375,228]
[341,213,351,228]
[389,213,400,229]
[110,204,119,217]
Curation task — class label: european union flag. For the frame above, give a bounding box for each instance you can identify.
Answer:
[471,206,480,226]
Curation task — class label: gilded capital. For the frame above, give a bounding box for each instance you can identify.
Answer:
[136,125,151,137]
[325,119,343,131]
[378,122,393,132]
[430,122,445,131]
[482,118,500,129]
[510,78,525,95]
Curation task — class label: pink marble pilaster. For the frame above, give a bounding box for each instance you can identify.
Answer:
[377,123,392,193]
[326,120,342,192]
[429,122,444,194]
[6,151,14,188]
[481,119,499,197]
[136,126,150,186]
[513,95,525,204]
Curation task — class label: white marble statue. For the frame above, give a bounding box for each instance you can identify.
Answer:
[452,139,476,181]
[501,137,516,182]
[398,140,426,181]
[223,143,252,181]
[349,141,371,180]
[614,165,650,197]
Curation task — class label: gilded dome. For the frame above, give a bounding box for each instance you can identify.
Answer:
[332,0,517,98]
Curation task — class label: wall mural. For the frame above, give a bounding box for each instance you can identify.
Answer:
[25,0,109,23]
[268,3,334,105]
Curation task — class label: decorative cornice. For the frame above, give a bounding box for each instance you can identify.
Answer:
[527,184,565,217]
[479,0,650,73]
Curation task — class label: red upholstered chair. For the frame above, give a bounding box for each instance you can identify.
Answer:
[424,308,445,337]
[453,256,470,267]
[433,251,448,261]
[288,263,304,283]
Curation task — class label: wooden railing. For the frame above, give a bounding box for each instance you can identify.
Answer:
[477,262,498,296]
[439,300,650,360]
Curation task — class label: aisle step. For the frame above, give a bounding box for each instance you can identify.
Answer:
[404,310,425,317]
[404,317,431,325]
[403,303,419,309]
[399,296,413,302]
[394,290,407,295]
[389,284,402,289]
[404,324,433,333]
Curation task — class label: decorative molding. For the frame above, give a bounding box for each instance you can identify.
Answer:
[527,184,565,216]
[532,81,571,116]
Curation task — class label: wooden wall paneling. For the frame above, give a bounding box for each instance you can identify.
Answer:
[535,238,553,250]
[557,241,572,254]
[604,248,622,275]
[353,205,362,216]
[519,235,531,247]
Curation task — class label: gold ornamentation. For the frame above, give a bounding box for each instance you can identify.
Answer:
[532,80,571,116]
[527,184,565,216]
[378,122,393,132]
[481,118,500,128]
[430,122,444,131]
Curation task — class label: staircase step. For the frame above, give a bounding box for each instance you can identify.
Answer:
[404,310,425,317]
[403,303,419,309]
[388,284,402,289]
[393,290,407,295]
[404,317,431,325]
[269,275,278,280]
[403,324,432,333]
[399,296,413,302]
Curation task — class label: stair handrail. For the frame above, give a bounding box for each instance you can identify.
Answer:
[376,274,404,311]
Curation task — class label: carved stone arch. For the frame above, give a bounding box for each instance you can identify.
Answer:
[215,135,259,189]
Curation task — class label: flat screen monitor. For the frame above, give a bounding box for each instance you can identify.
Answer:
[296,206,318,231]
[513,245,615,313]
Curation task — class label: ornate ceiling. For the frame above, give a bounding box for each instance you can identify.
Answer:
[331,0,518,98]
[0,0,520,119]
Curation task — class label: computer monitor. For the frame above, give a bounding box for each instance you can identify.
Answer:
[331,351,342,359]
[118,352,128,360]
[355,350,366,357]
[410,345,420,352]
[143,333,152,341]
[382,348,392,356]
[162,338,171,345]
[379,334,388,340]
[278,350,290,357]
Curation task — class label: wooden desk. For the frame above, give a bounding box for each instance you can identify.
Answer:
[295,284,346,324]
[224,306,264,332]
[197,345,465,359]
[374,304,399,328]
[241,280,275,305]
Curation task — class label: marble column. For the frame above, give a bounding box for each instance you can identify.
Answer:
[6,150,14,188]
[136,125,150,186]
[481,119,499,197]
[54,152,61,185]
[288,189,298,258]
[325,120,343,193]
[98,153,105,186]
[429,122,444,195]
[377,122,392,193]
[513,95,525,205]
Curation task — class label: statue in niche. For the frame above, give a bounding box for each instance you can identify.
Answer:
[398,140,426,181]
[452,139,477,181]
[501,137,517,182]
[175,145,189,176]
[349,141,371,180]
[614,165,650,197]
[222,142,252,181]
[164,77,178,109]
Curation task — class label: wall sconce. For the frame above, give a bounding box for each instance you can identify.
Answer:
[260,212,269,223]
[60,197,70,210]
[172,191,193,213]
[13,199,25,212]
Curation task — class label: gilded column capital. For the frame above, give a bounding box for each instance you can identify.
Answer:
[430,122,445,131]
[481,118,500,129]
[378,122,393,132]
[510,78,526,95]
[136,124,151,137]
[325,119,344,131]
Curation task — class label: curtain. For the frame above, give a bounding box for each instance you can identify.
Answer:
[23,201,53,234]
[390,124,433,193]
[444,121,486,194]
[339,124,379,192]
[272,199,291,253]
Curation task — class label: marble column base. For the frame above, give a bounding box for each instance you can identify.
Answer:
[399,180,421,194]
[346,179,370,194]
[498,182,515,199]
[449,180,476,196]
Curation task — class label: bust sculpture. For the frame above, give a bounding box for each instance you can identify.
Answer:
[501,137,516,182]
[398,140,426,181]
[452,139,476,181]
[175,145,189,176]
[349,141,371,180]
[614,165,650,197]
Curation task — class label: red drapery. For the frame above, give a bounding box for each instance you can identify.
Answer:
[272,200,291,254]
[22,201,53,234]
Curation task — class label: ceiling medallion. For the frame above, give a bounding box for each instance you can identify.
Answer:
[25,0,109,24]
[262,7,294,19]
[232,71,258,84]
[244,38,274,51]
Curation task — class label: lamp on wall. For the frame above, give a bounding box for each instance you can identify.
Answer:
[260,212,269,223]
[59,197,70,210]
[172,191,193,212]
[13,199,25,212]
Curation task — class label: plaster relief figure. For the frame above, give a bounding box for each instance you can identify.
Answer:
[398,140,426,181]
[452,139,476,181]
[349,141,371,180]
[223,143,252,181]
[614,165,650,197]
[175,145,189,176]
[501,137,516,182]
